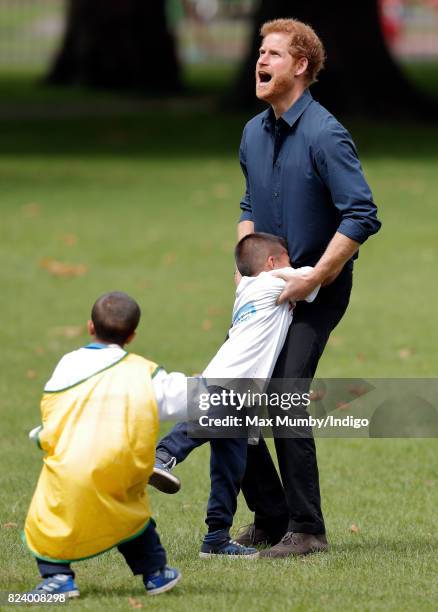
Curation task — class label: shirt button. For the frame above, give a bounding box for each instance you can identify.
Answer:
[274,192,279,198]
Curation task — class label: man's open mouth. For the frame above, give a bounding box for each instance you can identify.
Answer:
[258,71,272,84]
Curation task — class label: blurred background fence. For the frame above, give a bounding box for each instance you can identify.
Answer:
[1,0,437,75]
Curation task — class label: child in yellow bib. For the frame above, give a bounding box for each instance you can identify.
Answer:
[24,292,188,598]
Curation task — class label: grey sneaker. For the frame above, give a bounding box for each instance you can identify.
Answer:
[148,457,181,494]
[200,538,259,559]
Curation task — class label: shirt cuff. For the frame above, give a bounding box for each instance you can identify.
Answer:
[239,210,254,223]
[337,219,370,244]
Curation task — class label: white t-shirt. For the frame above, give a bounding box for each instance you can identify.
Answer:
[202,266,319,381]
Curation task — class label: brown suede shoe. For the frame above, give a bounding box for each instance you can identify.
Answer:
[259,532,328,558]
[234,524,274,547]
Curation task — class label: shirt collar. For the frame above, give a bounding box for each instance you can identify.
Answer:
[262,89,313,131]
[85,342,120,349]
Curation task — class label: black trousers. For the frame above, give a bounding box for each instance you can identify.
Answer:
[157,266,352,538]
[156,411,248,533]
[36,520,166,579]
[241,266,353,536]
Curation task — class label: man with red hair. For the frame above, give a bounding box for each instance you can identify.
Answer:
[153,18,380,560]
[234,18,381,557]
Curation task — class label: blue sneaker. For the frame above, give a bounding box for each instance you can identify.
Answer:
[144,566,181,595]
[29,574,80,598]
[149,456,181,494]
[200,537,259,559]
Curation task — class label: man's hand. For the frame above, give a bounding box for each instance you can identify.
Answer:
[272,268,321,304]
[274,233,360,302]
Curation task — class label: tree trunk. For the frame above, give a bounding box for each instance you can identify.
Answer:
[229,0,437,118]
[46,0,182,93]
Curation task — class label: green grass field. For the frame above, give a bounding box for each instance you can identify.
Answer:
[1,77,438,611]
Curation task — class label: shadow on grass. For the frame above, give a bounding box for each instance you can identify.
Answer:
[2,112,438,161]
[1,75,438,159]
[83,582,237,598]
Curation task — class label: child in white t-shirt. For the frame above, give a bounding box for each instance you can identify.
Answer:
[152,233,319,558]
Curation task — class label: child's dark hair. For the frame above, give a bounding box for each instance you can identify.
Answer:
[91,291,141,345]
[235,232,288,277]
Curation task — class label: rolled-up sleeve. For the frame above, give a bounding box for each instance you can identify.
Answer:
[315,120,381,244]
[239,127,253,223]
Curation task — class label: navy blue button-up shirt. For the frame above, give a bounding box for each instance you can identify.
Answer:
[239,89,381,267]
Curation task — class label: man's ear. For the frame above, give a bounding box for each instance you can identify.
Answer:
[125,331,136,345]
[294,57,308,77]
[87,320,95,337]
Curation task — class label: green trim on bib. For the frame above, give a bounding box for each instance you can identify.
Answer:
[43,352,129,394]
[22,519,151,564]
[151,366,163,379]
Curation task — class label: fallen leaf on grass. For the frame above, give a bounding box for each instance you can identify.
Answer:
[34,346,46,355]
[59,233,78,247]
[26,370,37,380]
[398,348,413,360]
[212,183,230,199]
[206,306,225,317]
[3,522,18,528]
[202,319,212,331]
[50,325,85,339]
[128,597,143,609]
[22,203,41,218]
[349,523,360,534]
[336,401,350,411]
[39,258,87,278]
[328,335,343,347]
[347,385,369,398]
[162,252,176,265]
[310,389,325,402]
[356,352,366,362]
[137,280,150,290]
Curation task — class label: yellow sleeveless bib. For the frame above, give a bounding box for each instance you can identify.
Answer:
[24,354,159,562]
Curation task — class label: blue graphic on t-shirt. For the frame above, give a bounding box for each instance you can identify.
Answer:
[233,302,256,325]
